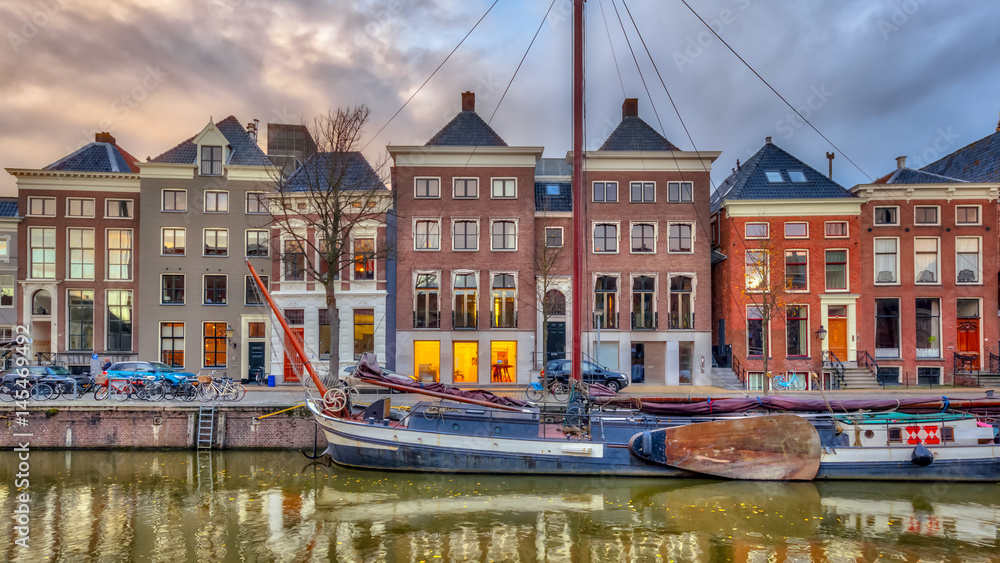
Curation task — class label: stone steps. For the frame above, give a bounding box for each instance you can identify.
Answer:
[835,367,883,390]
[710,367,744,390]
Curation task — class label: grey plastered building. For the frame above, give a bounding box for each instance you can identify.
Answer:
[137,116,277,380]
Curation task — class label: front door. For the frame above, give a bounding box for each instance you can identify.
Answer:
[283,328,305,383]
[546,321,565,363]
[630,343,645,384]
[828,319,848,361]
[957,319,981,369]
[248,342,266,381]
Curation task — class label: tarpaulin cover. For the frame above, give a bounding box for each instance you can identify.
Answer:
[637,396,1000,416]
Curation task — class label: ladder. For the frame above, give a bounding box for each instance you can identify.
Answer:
[197,402,216,449]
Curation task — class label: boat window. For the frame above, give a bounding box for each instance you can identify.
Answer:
[941,427,954,442]
[887,428,902,443]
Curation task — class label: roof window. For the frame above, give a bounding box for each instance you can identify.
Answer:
[788,170,807,182]
[765,171,784,183]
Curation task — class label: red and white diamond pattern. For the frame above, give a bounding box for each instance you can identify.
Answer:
[905,425,940,445]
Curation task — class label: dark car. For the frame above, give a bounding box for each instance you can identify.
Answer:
[542,359,629,393]
[106,361,197,385]
[0,366,81,398]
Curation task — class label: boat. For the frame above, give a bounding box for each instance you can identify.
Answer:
[250,0,1000,481]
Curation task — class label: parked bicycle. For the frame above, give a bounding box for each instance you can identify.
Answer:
[250,367,267,386]
[770,371,808,391]
[525,378,570,403]
[198,372,246,401]
[95,376,165,401]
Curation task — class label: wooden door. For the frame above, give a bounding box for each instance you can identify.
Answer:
[283,328,305,383]
[957,319,980,370]
[828,318,848,361]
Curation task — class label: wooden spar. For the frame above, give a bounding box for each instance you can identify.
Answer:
[354,377,528,413]
[246,259,328,397]
[629,415,822,481]
[570,0,584,384]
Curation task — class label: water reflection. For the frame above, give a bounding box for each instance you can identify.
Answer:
[1,451,997,561]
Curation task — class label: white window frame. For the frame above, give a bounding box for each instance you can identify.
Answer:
[66,197,95,218]
[106,228,133,281]
[630,221,658,254]
[489,219,519,252]
[203,228,229,257]
[491,177,517,199]
[746,305,769,358]
[916,366,942,386]
[745,249,768,291]
[0,274,13,308]
[452,218,480,252]
[824,248,849,292]
[246,191,268,214]
[955,205,982,226]
[873,237,900,285]
[245,229,269,258]
[824,221,849,238]
[204,191,229,213]
[784,249,809,293]
[667,181,693,203]
[105,289,134,353]
[913,237,940,285]
[592,181,619,203]
[160,273,185,305]
[629,181,656,203]
[27,197,56,217]
[452,177,479,199]
[161,227,186,256]
[745,222,769,239]
[202,274,228,305]
[351,234,377,281]
[544,226,564,248]
[414,177,441,199]
[413,269,442,328]
[28,226,56,279]
[66,227,95,280]
[592,221,620,254]
[159,321,185,368]
[785,303,810,358]
[873,205,899,226]
[161,189,187,212]
[413,218,442,251]
[784,222,808,239]
[913,205,941,226]
[667,222,696,254]
[104,198,134,219]
[955,236,982,285]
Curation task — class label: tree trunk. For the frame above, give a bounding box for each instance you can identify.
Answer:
[326,286,340,387]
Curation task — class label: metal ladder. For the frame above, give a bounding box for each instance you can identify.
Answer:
[197,402,216,449]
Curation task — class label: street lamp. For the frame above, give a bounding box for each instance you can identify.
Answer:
[226,324,236,349]
[815,325,827,341]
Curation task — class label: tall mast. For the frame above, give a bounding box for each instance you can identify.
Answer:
[571,0,585,382]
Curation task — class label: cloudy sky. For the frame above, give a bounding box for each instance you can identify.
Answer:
[2,0,999,196]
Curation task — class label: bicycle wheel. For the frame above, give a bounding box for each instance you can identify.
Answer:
[47,382,64,400]
[113,383,133,402]
[255,372,266,386]
[233,383,246,401]
[0,383,16,402]
[526,384,545,402]
[200,383,217,401]
[550,381,570,402]
[792,375,807,391]
[94,384,109,400]
[147,383,166,402]
[30,383,53,401]
[68,383,86,400]
[179,383,198,402]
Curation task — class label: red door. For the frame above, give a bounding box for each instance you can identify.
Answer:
[957,319,980,370]
[283,327,305,383]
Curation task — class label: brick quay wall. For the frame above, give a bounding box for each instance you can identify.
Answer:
[0,404,328,449]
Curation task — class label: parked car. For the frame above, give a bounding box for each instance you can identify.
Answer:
[105,361,197,386]
[541,359,629,393]
[0,366,80,398]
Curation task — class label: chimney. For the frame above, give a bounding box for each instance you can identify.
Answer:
[996,111,999,132]
[736,158,741,171]
[765,136,772,145]
[462,91,475,112]
[246,121,257,141]
[95,132,116,144]
[896,155,907,169]
[622,98,638,119]
[826,152,835,179]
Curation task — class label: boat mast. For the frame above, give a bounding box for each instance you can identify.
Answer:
[571,0,585,383]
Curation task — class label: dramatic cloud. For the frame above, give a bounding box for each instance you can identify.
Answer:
[2,0,999,194]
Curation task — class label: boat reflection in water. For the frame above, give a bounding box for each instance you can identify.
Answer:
[1,451,998,561]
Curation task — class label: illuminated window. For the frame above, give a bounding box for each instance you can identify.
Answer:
[160,323,184,367]
[414,341,440,383]
[453,342,478,383]
[353,309,374,360]
[203,322,227,367]
[490,341,516,383]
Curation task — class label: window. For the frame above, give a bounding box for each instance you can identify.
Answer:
[454,273,478,328]
[160,323,184,367]
[874,206,898,225]
[68,228,95,279]
[593,223,617,253]
[318,310,330,359]
[283,240,306,281]
[594,276,617,329]
[593,181,618,202]
[914,238,939,283]
[415,177,440,198]
[825,222,848,237]
[0,275,13,307]
[668,223,692,253]
[162,189,186,212]
[107,290,132,351]
[784,222,808,238]
[246,230,269,257]
[353,238,375,280]
[105,199,133,218]
[544,290,566,316]
[786,305,808,357]
[914,206,938,225]
[284,309,304,325]
[161,274,184,304]
[747,306,764,357]
[785,251,808,291]
[414,220,440,250]
[544,227,563,248]
[67,198,95,217]
[203,323,227,367]
[877,366,900,386]
[201,146,223,176]
[353,309,375,360]
[162,228,186,256]
[874,238,898,284]
[414,273,439,328]
[956,205,980,225]
[711,217,720,247]
[630,182,655,203]
[915,298,941,358]
[204,191,229,213]
[67,290,94,351]
[27,197,55,216]
[491,220,517,251]
[203,229,228,257]
[453,178,478,198]
[787,170,807,183]
[765,171,784,183]
[956,237,980,283]
[825,250,847,290]
[454,220,479,251]
[632,223,656,253]
[668,182,693,203]
[669,276,693,329]
[745,223,768,238]
[107,229,132,280]
[491,178,516,198]
[29,227,56,279]
[246,192,267,214]
[917,367,941,386]
[632,276,655,329]
[245,275,267,305]
[745,250,767,291]
[545,184,559,195]
[875,298,900,358]
[491,274,516,328]
[204,275,227,305]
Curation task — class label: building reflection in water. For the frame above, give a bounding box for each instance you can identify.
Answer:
[0,451,998,561]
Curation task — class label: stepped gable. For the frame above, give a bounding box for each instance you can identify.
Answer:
[151,115,271,166]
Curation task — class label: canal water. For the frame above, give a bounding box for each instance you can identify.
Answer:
[2,451,998,562]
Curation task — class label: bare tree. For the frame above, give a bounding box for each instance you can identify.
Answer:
[533,225,568,368]
[267,106,391,385]
[741,231,791,392]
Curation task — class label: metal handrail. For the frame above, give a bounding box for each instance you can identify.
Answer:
[953,351,979,374]
[821,350,846,389]
[731,355,746,386]
[857,350,883,389]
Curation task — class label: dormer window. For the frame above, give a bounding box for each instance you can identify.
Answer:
[787,170,807,182]
[201,146,223,176]
[765,171,784,183]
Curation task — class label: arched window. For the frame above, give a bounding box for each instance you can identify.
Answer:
[32,290,51,315]
[544,289,565,316]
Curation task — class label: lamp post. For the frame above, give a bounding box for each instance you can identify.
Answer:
[815,325,827,390]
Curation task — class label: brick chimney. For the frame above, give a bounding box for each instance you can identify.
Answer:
[462,91,475,112]
[765,136,772,144]
[622,98,638,119]
[896,156,907,169]
[95,132,116,144]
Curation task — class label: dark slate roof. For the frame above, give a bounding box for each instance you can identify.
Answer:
[921,129,1000,183]
[711,141,852,212]
[599,116,679,151]
[875,167,965,185]
[0,200,18,217]
[425,111,507,147]
[44,142,139,173]
[284,152,387,192]
[535,181,572,212]
[151,115,272,166]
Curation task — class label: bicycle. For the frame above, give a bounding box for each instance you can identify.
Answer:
[198,373,246,401]
[525,378,570,403]
[250,368,267,386]
[770,372,807,391]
